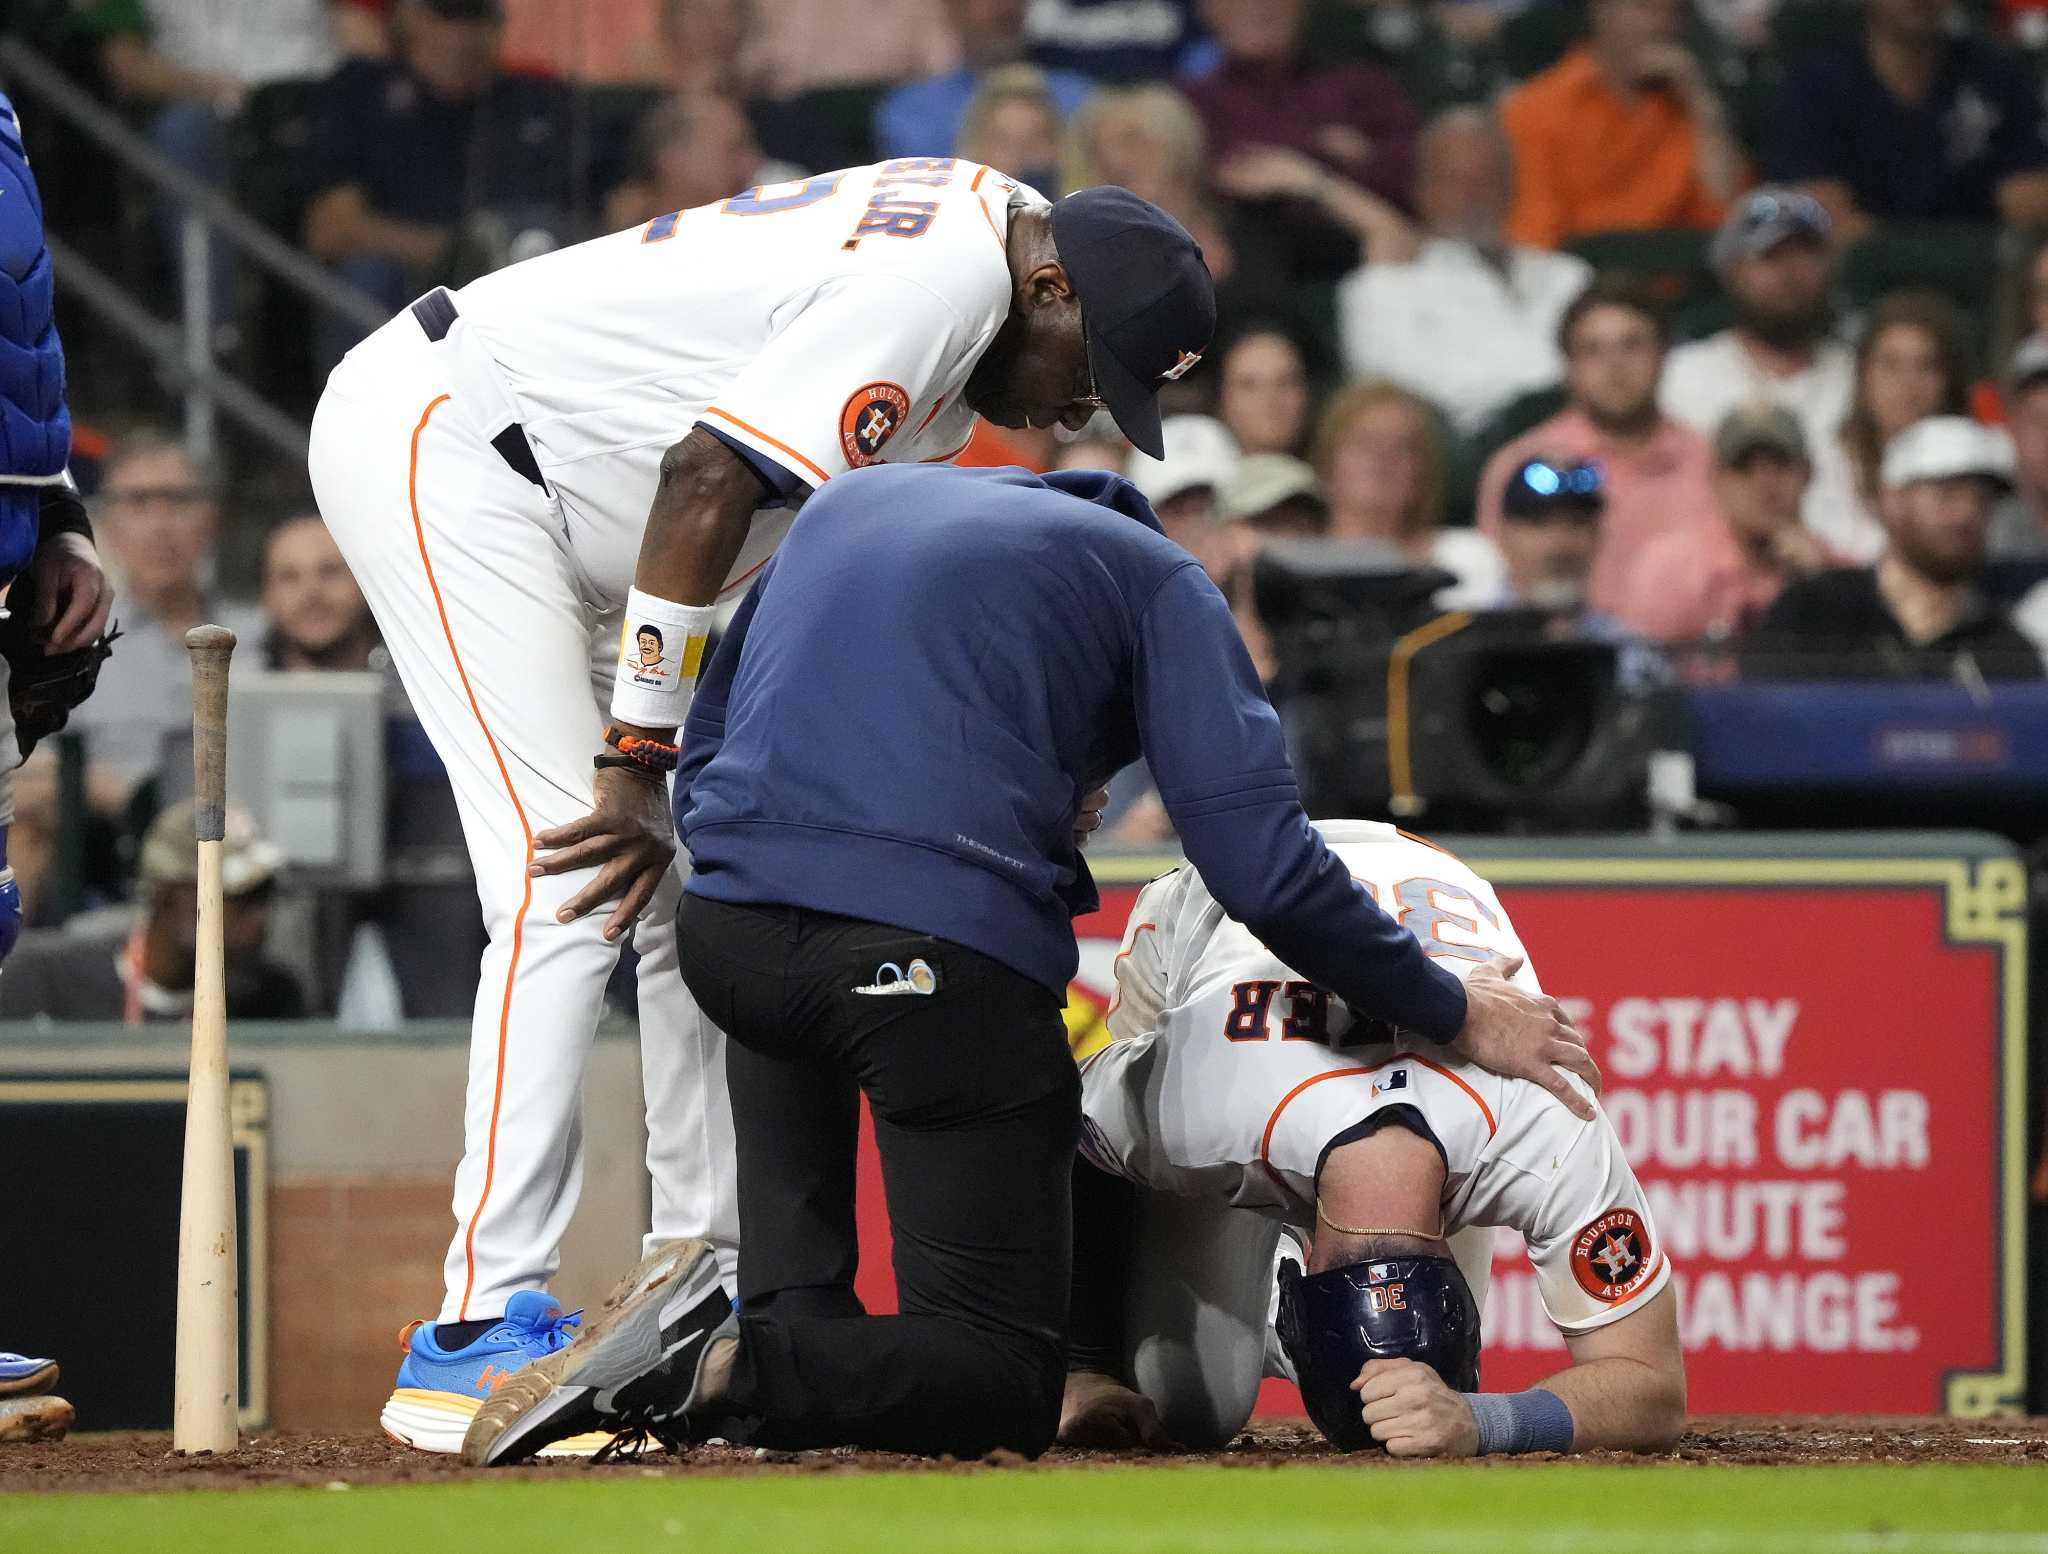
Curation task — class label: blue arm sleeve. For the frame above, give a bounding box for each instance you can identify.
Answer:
[1132,564,1468,1043]
[675,559,774,826]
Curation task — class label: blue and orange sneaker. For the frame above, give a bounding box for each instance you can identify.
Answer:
[380,1292,612,1455]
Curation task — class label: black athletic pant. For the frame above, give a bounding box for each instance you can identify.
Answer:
[676,893,1079,1458]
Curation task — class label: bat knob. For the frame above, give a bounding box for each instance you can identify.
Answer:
[185,625,239,655]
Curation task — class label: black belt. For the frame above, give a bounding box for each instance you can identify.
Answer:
[410,287,546,491]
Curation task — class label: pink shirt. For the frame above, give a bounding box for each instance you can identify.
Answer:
[1476,408,1719,618]
[1617,523,1798,642]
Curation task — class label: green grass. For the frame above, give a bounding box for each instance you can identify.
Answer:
[7,1464,2048,1554]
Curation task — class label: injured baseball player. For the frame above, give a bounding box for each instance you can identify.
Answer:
[1060,821,1686,1458]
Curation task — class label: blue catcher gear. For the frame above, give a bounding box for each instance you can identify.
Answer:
[0,94,71,586]
[0,868,22,963]
[1275,1254,1481,1451]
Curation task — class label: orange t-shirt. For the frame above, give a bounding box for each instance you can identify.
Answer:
[1502,47,1731,249]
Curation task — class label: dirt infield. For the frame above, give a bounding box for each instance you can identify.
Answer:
[3,1416,2045,1494]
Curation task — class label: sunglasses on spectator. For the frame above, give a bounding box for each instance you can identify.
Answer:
[1518,460,1601,498]
[1733,191,1828,235]
[1503,459,1605,520]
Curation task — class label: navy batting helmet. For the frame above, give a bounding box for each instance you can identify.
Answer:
[1275,1255,1481,1451]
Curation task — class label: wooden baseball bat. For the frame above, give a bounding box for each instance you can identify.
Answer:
[174,624,239,1454]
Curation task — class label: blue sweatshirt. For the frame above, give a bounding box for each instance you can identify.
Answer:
[677,463,1469,1042]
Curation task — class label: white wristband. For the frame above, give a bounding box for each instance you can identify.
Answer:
[610,588,717,728]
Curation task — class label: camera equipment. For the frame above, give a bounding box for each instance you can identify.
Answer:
[1254,542,1661,830]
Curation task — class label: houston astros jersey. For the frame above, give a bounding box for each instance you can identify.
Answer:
[442,160,1036,606]
[1082,820,1671,1334]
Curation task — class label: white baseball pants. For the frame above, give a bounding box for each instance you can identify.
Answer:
[309,310,739,1321]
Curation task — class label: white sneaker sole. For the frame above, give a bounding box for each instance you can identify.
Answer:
[379,1388,613,1456]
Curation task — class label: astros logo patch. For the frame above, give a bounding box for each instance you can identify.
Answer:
[1570,1208,1655,1301]
[841,381,911,467]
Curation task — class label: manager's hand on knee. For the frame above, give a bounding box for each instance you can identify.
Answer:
[529,765,677,941]
[1057,1371,1180,1452]
[1449,956,1599,1122]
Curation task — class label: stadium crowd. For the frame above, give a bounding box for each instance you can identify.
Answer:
[10,0,2048,1018]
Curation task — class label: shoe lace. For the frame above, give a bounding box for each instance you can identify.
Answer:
[593,1424,689,1463]
[530,1308,583,1356]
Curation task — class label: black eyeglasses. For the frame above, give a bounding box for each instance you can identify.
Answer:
[1075,314,1107,413]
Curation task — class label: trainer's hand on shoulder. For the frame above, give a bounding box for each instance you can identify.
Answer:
[1353,1359,1479,1458]
[530,764,676,941]
[1058,1371,1179,1452]
[1449,956,1599,1121]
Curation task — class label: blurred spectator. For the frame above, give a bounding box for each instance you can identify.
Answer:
[742,0,950,112]
[1500,0,1741,249]
[1050,433,1129,474]
[955,66,1067,192]
[332,0,393,55]
[602,94,791,231]
[5,758,63,933]
[260,515,381,670]
[97,3,341,139]
[873,1,1093,160]
[1807,290,1973,564]
[1061,86,1305,339]
[1660,190,1854,545]
[1218,452,1331,680]
[94,0,344,351]
[1317,380,1508,608]
[1335,107,1593,435]
[1623,403,1835,641]
[657,0,754,96]
[1478,278,1717,615]
[302,0,578,361]
[1492,456,1607,612]
[496,0,666,81]
[1764,0,2048,237]
[1185,0,1419,212]
[1216,329,1311,456]
[68,432,264,806]
[1024,0,1217,80]
[1990,336,2048,559]
[1746,416,2041,678]
[0,803,306,1022]
[1124,413,1240,574]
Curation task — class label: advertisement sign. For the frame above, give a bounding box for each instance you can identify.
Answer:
[855,840,2029,1416]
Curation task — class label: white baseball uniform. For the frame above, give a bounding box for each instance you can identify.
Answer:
[1078,820,1669,1445]
[308,160,1039,1330]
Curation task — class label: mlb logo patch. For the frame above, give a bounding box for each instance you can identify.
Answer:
[1371,1069,1408,1099]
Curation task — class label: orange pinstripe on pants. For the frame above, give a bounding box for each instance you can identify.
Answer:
[406,393,536,1320]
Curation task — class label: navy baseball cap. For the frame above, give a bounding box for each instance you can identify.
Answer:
[1050,186,1216,459]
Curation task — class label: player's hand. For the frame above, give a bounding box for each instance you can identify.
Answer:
[1074,785,1109,848]
[1449,956,1599,1121]
[1352,1358,1480,1458]
[27,533,114,653]
[530,765,677,941]
[1057,1371,1180,1452]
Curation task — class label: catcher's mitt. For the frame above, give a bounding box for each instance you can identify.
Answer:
[0,568,118,758]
